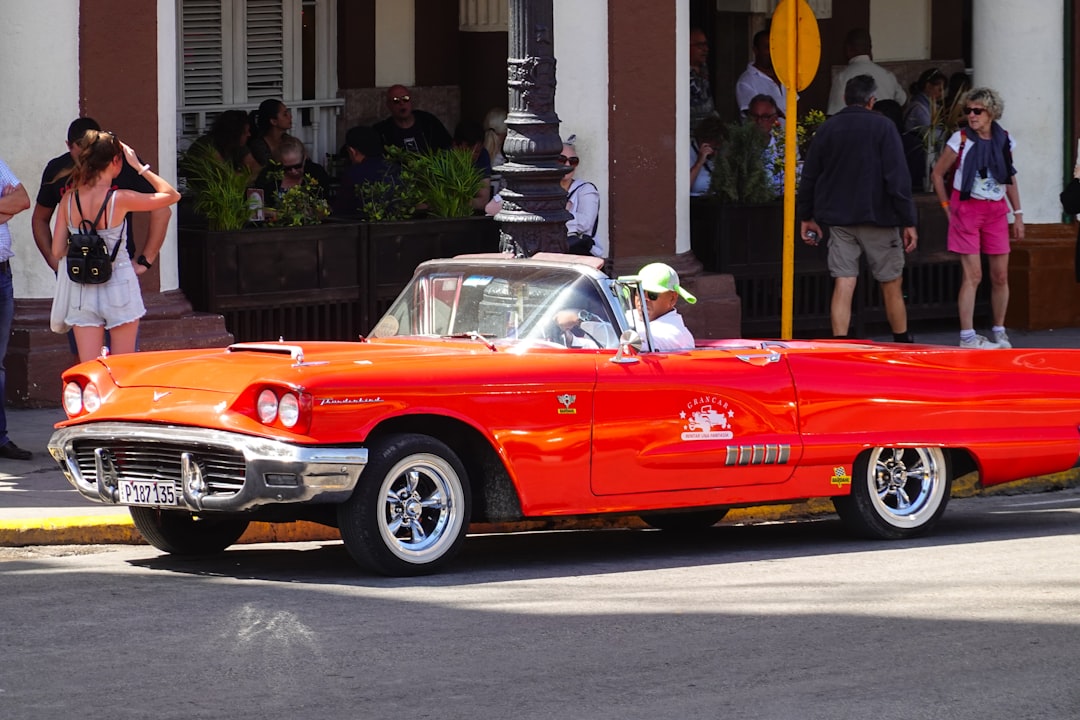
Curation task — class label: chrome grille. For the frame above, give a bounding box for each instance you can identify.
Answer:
[71,439,245,496]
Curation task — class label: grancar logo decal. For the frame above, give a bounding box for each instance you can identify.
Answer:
[557,393,577,414]
[680,395,735,440]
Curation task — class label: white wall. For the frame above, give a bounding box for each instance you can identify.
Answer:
[554,0,613,256]
[0,1,80,300]
[375,0,415,87]
[870,0,930,61]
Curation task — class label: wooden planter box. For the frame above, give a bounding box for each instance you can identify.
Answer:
[179,216,499,343]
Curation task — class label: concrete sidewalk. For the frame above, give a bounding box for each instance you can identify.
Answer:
[4,325,1080,547]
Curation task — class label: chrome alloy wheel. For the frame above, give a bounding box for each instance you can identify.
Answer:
[378,453,465,563]
[867,447,947,529]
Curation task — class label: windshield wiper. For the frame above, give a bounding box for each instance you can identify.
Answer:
[443,332,498,351]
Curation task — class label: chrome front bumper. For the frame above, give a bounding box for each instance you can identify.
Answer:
[48,422,368,513]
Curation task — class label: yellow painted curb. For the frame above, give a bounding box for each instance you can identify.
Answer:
[3,469,1077,547]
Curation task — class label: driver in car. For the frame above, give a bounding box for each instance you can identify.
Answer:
[635,262,697,351]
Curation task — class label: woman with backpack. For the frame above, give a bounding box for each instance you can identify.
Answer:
[50,130,180,362]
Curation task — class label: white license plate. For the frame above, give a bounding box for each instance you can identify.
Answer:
[118,479,178,506]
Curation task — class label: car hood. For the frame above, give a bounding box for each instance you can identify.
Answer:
[98,339,497,392]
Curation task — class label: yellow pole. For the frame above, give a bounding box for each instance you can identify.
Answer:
[781,0,797,340]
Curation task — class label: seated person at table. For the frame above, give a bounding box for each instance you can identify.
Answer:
[251,135,331,214]
[332,125,396,218]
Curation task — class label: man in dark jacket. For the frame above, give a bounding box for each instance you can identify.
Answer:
[797,74,917,342]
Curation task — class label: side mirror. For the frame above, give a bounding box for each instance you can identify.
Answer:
[611,330,642,364]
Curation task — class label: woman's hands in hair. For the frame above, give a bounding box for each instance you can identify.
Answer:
[120,141,142,170]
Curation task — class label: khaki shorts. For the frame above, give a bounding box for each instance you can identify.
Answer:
[827,224,905,282]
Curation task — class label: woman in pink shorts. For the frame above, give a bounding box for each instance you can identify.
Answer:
[931,87,1024,349]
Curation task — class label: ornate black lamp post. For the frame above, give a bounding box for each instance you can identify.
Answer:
[495,0,571,256]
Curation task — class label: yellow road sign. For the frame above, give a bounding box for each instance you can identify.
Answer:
[770,0,821,92]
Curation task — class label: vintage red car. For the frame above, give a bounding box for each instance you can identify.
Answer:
[48,253,1080,575]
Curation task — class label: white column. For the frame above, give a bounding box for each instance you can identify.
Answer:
[157,0,179,293]
[554,0,611,257]
[0,0,79,300]
[973,0,1063,223]
[375,0,415,87]
[675,0,691,254]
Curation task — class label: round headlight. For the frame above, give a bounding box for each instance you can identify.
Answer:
[278,392,300,428]
[82,383,101,413]
[256,389,278,424]
[63,382,83,416]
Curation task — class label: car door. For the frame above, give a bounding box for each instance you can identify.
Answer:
[590,345,801,495]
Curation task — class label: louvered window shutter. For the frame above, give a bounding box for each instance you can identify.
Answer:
[246,0,285,102]
[180,0,225,107]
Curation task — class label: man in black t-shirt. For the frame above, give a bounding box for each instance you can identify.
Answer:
[373,85,453,154]
[32,117,171,272]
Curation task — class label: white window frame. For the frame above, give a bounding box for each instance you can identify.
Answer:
[176,0,342,162]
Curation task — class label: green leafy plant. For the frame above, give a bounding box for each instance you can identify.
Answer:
[357,178,421,221]
[766,109,824,195]
[262,167,330,227]
[385,146,484,219]
[710,120,773,204]
[180,143,253,230]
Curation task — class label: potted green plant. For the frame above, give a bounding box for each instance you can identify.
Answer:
[710,120,774,205]
[179,142,253,231]
[177,141,497,346]
[343,146,485,221]
[259,163,331,227]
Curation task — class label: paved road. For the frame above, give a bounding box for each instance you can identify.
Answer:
[2,487,1080,719]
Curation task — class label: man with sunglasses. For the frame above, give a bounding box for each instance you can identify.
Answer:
[374,85,452,154]
[635,262,697,351]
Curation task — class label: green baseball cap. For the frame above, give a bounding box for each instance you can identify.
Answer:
[639,262,697,304]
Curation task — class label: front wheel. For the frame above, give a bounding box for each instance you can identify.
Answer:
[337,434,471,576]
[833,447,952,540]
[129,507,250,555]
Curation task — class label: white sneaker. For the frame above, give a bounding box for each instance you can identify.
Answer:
[992,330,1012,348]
[959,334,1000,349]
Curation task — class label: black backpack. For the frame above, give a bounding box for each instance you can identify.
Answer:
[66,189,119,284]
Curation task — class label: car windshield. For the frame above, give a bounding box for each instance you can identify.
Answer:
[371,262,623,349]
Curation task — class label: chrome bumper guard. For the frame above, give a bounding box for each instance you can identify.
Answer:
[48,423,368,513]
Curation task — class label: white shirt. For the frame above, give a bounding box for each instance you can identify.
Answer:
[0,159,20,262]
[648,310,695,351]
[827,55,907,115]
[735,63,788,114]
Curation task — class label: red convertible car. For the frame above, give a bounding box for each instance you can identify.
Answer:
[48,253,1080,575]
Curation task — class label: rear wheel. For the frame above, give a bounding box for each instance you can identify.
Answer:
[337,434,471,576]
[833,447,952,540]
[129,507,250,555]
[639,508,728,532]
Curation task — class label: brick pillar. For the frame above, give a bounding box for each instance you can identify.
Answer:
[605,0,740,338]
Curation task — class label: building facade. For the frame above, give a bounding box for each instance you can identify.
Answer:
[0,0,1076,404]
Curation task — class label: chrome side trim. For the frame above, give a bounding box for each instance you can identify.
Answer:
[724,444,792,467]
